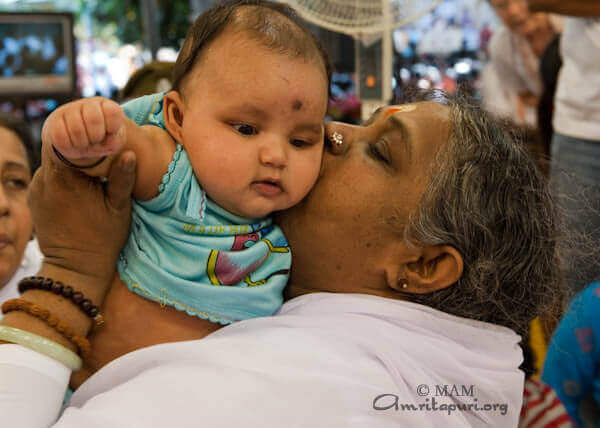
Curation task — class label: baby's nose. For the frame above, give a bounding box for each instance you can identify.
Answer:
[259,138,286,168]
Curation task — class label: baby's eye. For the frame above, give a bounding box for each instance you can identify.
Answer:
[232,123,258,136]
[290,139,310,148]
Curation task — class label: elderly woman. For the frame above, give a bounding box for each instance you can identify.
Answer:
[0,91,562,427]
[0,113,42,306]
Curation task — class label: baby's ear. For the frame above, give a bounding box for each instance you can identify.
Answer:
[163,91,185,141]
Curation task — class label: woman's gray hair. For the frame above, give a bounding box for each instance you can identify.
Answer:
[400,90,565,338]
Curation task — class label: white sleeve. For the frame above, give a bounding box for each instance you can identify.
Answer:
[0,344,70,428]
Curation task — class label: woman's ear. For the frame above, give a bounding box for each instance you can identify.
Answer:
[163,90,185,142]
[399,245,463,294]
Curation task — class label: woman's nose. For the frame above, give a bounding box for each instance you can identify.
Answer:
[0,186,9,217]
[325,122,358,155]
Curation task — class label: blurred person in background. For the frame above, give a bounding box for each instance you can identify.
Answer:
[483,0,557,128]
[119,61,174,102]
[527,0,600,295]
[0,112,42,307]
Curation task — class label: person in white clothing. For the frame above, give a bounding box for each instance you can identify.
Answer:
[0,87,565,427]
[484,0,557,126]
[528,0,600,294]
[0,112,42,308]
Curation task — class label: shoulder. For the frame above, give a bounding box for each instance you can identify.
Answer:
[122,92,166,127]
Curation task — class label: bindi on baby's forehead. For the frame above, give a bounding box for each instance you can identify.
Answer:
[292,100,303,111]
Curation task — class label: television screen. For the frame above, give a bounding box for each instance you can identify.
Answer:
[0,12,75,99]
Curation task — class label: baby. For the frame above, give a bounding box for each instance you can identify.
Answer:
[41,0,331,334]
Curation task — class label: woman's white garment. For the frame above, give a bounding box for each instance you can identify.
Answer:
[0,293,524,427]
[553,18,600,140]
[0,239,43,305]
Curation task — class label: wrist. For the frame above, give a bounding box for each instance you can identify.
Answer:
[37,263,112,304]
[1,265,113,344]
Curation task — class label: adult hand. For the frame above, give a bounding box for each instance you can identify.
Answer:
[526,0,600,16]
[29,150,136,286]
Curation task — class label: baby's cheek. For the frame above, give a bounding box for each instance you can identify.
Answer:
[299,149,323,198]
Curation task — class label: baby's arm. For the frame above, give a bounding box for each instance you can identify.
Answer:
[41,97,175,200]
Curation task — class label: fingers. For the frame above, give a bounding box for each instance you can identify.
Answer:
[106,150,136,211]
[81,99,106,145]
[45,97,125,160]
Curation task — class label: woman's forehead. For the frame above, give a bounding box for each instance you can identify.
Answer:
[0,127,29,169]
[366,102,449,129]
[384,104,417,116]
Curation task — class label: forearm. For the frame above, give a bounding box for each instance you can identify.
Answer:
[0,266,113,427]
[1,263,112,350]
[527,0,600,17]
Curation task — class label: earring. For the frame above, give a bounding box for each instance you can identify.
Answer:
[332,131,343,146]
[399,279,408,289]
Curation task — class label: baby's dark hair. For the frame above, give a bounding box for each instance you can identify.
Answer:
[172,0,332,96]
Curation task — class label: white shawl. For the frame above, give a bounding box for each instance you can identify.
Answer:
[1,292,524,427]
[57,293,523,427]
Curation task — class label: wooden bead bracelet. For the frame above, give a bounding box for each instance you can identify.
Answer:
[18,276,104,328]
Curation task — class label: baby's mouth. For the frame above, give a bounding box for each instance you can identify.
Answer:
[252,179,283,197]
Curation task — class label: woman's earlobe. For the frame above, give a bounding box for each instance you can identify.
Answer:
[403,245,464,294]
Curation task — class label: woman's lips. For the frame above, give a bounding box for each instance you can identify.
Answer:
[0,235,12,250]
[252,180,283,197]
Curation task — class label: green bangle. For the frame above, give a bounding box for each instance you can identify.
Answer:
[0,325,82,371]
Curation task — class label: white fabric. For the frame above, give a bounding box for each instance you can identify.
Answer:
[0,293,524,427]
[481,63,520,120]
[553,18,600,140]
[0,345,69,428]
[0,239,43,305]
[488,27,542,96]
[485,26,541,126]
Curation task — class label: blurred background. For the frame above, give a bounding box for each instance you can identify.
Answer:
[0,0,560,165]
[0,0,504,139]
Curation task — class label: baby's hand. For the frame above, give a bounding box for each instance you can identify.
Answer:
[43,97,126,160]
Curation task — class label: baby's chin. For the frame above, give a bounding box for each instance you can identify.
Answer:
[234,200,302,221]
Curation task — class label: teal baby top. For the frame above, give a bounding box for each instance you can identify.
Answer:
[117,93,291,324]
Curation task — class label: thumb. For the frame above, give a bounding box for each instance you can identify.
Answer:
[106,150,136,211]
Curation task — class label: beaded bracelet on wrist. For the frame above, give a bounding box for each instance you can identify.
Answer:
[18,276,104,328]
[1,298,91,358]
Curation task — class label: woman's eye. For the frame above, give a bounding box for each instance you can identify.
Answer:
[232,123,258,136]
[5,178,27,190]
[367,141,390,164]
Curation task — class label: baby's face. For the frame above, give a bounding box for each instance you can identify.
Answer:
[173,30,328,219]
